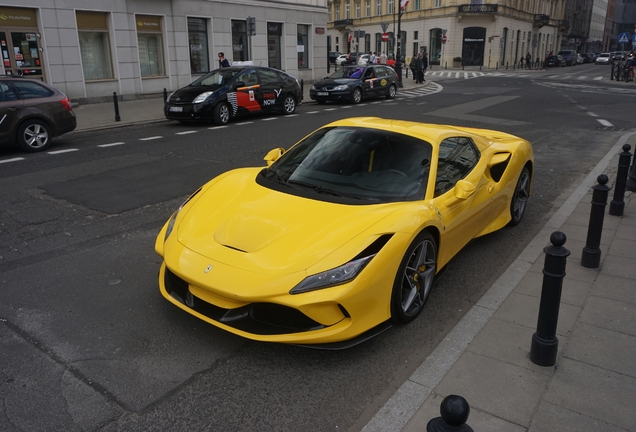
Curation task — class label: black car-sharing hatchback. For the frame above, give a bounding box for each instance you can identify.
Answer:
[310,65,398,104]
[165,66,302,125]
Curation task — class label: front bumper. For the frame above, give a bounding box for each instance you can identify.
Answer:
[309,89,354,102]
[164,102,213,121]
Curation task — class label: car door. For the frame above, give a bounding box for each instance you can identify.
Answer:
[374,66,392,95]
[361,66,379,97]
[0,81,23,145]
[257,69,284,112]
[430,136,495,265]
[233,69,262,114]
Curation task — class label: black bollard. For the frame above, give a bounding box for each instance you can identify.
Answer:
[581,175,611,268]
[627,148,636,192]
[163,87,168,102]
[300,79,304,96]
[609,144,632,216]
[427,395,474,432]
[113,92,121,122]
[530,231,570,366]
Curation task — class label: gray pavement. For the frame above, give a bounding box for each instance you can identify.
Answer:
[69,68,636,432]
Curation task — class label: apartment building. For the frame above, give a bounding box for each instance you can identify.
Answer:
[0,0,328,103]
[327,0,567,68]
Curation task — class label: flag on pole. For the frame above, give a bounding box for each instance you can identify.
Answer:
[400,0,409,10]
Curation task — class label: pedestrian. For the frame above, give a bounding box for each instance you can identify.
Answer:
[369,51,377,65]
[380,51,387,65]
[218,52,230,68]
[409,56,416,81]
[525,52,531,69]
[415,53,423,84]
[421,52,428,82]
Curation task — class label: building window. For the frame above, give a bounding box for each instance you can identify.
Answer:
[366,0,371,16]
[376,33,382,54]
[346,0,350,18]
[297,24,309,69]
[76,11,113,80]
[136,15,165,77]
[336,5,340,20]
[435,0,441,7]
[356,1,361,18]
[415,0,421,10]
[376,0,382,16]
[414,31,419,40]
[389,0,394,14]
[188,17,209,74]
[231,20,249,62]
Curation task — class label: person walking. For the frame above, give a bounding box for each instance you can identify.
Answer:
[525,52,531,70]
[409,56,416,81]
[369,51,377,65]
[380,51,387,65]
[421,52,428,82]
[218,52,230,68]
[415,53,423,84]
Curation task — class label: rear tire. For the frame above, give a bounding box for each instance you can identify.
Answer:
[213,102,231,125]
[386,84,396,99]
[391,231,437,324]
[17,120,52,152]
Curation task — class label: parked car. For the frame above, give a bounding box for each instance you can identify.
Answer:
[345,52,361,65]
[155,117,534,346]
[0,77,76,152]
[335,54,348,66]
[545,55,565,67]
[164,66,302,125]
[557,50,577,66]
[357,54,370,65]
[595,53,611,65]
[579,53,593,63]
[310,64,398,104]
[328,51,341,64]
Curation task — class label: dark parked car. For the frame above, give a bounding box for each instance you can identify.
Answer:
[0,77,76,152]
[328,51,341,64]
[557,50,577,66]
[345,52,362,65]
[165,66,302,125]
[310,64,398,104]
[545,55,565,67]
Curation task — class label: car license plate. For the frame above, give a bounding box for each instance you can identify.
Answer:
[169,106,183,112]
[317,92,329,96]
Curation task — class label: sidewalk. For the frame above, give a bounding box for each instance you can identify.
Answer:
[364,133,636,431]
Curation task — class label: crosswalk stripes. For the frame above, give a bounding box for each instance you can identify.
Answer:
[421,70,607,82]
[397,82,443,98]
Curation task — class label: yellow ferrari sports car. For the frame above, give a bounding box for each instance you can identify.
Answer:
[155,117,533,348]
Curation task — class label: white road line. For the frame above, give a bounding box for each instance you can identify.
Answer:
[593,76,603,80]
[208,125,228,129]
[587,111,598,117]
[176,130,198,135]
[261,117,278,121]
[98,142,125,147]
[235,121,253,125]
[285,114,299,117]
[324,108,338,111]
[139,136,162,141]
[48,149,79,154]
[597,119,613,127]
[341,106,353,108]
[577,76,587,80]
[0,157,24,164]
[306,111,320,114]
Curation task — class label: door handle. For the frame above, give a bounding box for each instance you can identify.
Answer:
[7,107,18,112]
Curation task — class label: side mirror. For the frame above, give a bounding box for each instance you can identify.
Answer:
[235,81,246,89]
[264,148,285,166]
[444,180,476,207]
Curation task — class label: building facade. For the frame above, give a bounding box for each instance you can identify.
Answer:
[0,0,328,103]
[327,0,567,68]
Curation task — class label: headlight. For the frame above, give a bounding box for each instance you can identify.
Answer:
[290,254,375,294]
[333,85,349,91]
[311,85,317,90]
[193,91,214,103]
[164,187,202,242]
[166,92,174,102]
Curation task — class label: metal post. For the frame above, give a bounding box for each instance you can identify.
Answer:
[530,231,570,367]
[395,8,404,88]
[427,395,474,432]
[581,175,611,268]
[610,62,615,80]
[626,149,636,192]
[609,144,632,216]
[163,88,168,102]
[113,92,121,122]
[300,79,304,96]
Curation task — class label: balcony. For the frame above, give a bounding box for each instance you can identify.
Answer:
[333,19,353,29]
[534,14,550,28]
[558,19,570,30]
[457,4,498,14]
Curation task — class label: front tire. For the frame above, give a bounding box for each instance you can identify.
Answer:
[509,166,530,226]
[351,87,362,104]
[17,120,52,152]
[386,84,396,99]
[391,231,437,323]
[282,95,296,114]
[213,102,231,125]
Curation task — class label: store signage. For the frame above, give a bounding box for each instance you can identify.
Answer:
[0,7,37,27]
[315,27,325,34]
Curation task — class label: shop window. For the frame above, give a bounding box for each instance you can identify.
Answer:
[76,12,113,80]
[297,24,309,69]
[231,20,249,62]
[188,18,209,74]
[136,15,165,77]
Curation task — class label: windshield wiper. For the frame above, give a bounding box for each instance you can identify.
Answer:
[287,180,361,200]
[263,168,288,185]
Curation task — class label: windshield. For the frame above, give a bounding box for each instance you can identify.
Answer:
[190,69,240,87]
[262,127,432,203]
[330,66,366,79]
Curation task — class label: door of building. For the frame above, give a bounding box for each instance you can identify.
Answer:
[1,30,45,79]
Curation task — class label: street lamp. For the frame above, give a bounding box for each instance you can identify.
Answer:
[395,0,408,88]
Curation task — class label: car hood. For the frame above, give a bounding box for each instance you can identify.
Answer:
[170,84,224,103]
[314,78,359,88]
[176,168,400,275]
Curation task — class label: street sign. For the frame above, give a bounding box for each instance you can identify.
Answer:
[441,35,447,44]
[380,22,389,33]
[382,32,389,42]
[619,32,629,44]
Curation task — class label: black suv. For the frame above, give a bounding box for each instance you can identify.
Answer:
[557,50,577,66]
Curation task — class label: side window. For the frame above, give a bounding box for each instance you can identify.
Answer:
[238,69,259,86]
[434,137,480,197]
[0,82,19,101]
[11,81,54,99]
[258,69,281,85]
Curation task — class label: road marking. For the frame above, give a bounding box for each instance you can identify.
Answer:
[587,111,598,117]
[286,114,299,117]
[324,108,338,111]
[48,149,79,154]
[176,130,197,135]
[139,136,162,141]
[306,111,320,114]
[341,106,353,108]
[0,157,24,163]
[208,126,228,130]
[577,76,588,80]
[98,142,125,147]
[235,121,253,125]
[593,76,603,80]
[597,119,613,127]
[261,117,278,121]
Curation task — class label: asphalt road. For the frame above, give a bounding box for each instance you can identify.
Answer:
[1,64,635,431]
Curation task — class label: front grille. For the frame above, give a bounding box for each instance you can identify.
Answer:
[164,267,325,335]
